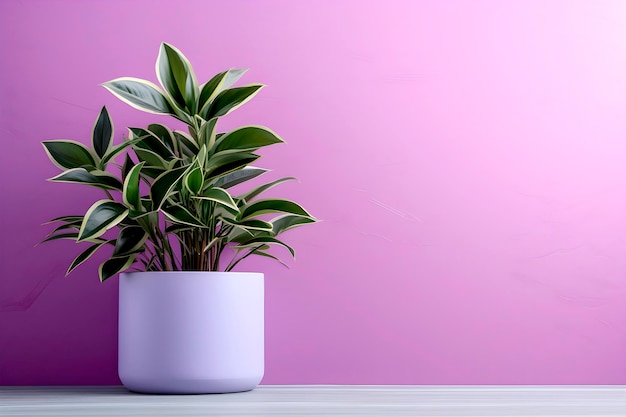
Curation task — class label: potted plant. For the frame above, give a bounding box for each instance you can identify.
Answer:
[42,43,316,394]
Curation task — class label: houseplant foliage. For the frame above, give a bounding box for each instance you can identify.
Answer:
[43,43,316,282]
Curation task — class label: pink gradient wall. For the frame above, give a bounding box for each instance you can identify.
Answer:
[2,0,626,385]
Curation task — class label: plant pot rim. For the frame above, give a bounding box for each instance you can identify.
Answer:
[120,271,264,277]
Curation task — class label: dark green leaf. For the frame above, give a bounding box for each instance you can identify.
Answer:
[236,236,295,257]
[121,154,135,180]
[184,166,203,195]
[99,254,135,282]
[206,152,260,180]
[156,43,198,113]
[238,177,296,203]
[92,106,113,158]
[173,130,199,156]
[212,167,267,189]
[66,241,108,276]
[161,205,205,227]
[202,84,264,119]
[112,226,147,257]
[42,140,96,170]
[240,198,312,220]
[193,187,238,211]
[221,217,273,232]
[49,168,122,191]
[271,214,317,235]
[123,162,145,210]
[148,124,176,155]
[214,126,283,154]
[78,200,129,241]
[150,166,188,209]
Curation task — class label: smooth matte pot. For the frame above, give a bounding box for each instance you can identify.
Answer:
[118,271,264,394]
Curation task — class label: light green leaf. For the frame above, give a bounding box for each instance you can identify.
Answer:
[99,254,136,282]
[102,77,173,115]
[42,140,97,170]
[202,84,264,119]
[92,106,113,158]
[49,168,122,191]
[78,200,129,242]
[214,126,284,154]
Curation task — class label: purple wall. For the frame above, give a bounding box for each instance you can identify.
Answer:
[2,0,626,385]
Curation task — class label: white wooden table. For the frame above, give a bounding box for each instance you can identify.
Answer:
[1,385,625,416]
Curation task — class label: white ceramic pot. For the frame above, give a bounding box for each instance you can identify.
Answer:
[118,271,264,394]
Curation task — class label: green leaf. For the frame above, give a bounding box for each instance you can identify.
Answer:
[43,215,84,225]
[40,232,105,244]
[100,135,147,168]
[147,124,176,155]
[112,226,147,257]
[221,217,273,232]
[271,214,317,235]
[150,166,188,209]
[198,70,228,113]
[198,68,248,114]
[49,168,122,191]
[102,77,173,115]
[133,147,167,168]
[193,187,238,211]
[156,42,199,113]
[199,117,218,150]
[236,236,295,257]
[121,154,135,180]
[78,200,129,242]
[161,205,205,227]
[122,162,145,210]
[240,198,312,220]
[42,140,96,170]
[66,241,108,276]
[92,106,113,158]
[206,152,260,180]
[99,254,135,282]
[130,128,175,160]
[202,84,264,119]
[212,167,267,189]
[238,177,296,203]
[173,130,199,156]
[214,126,284,154]
[184,166,204,195]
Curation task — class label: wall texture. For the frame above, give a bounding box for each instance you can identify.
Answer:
[2,0,626,385]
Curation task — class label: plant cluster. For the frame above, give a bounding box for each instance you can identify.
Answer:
[42,43,316,281]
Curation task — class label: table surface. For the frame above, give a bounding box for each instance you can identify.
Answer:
[1,385,625,417]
